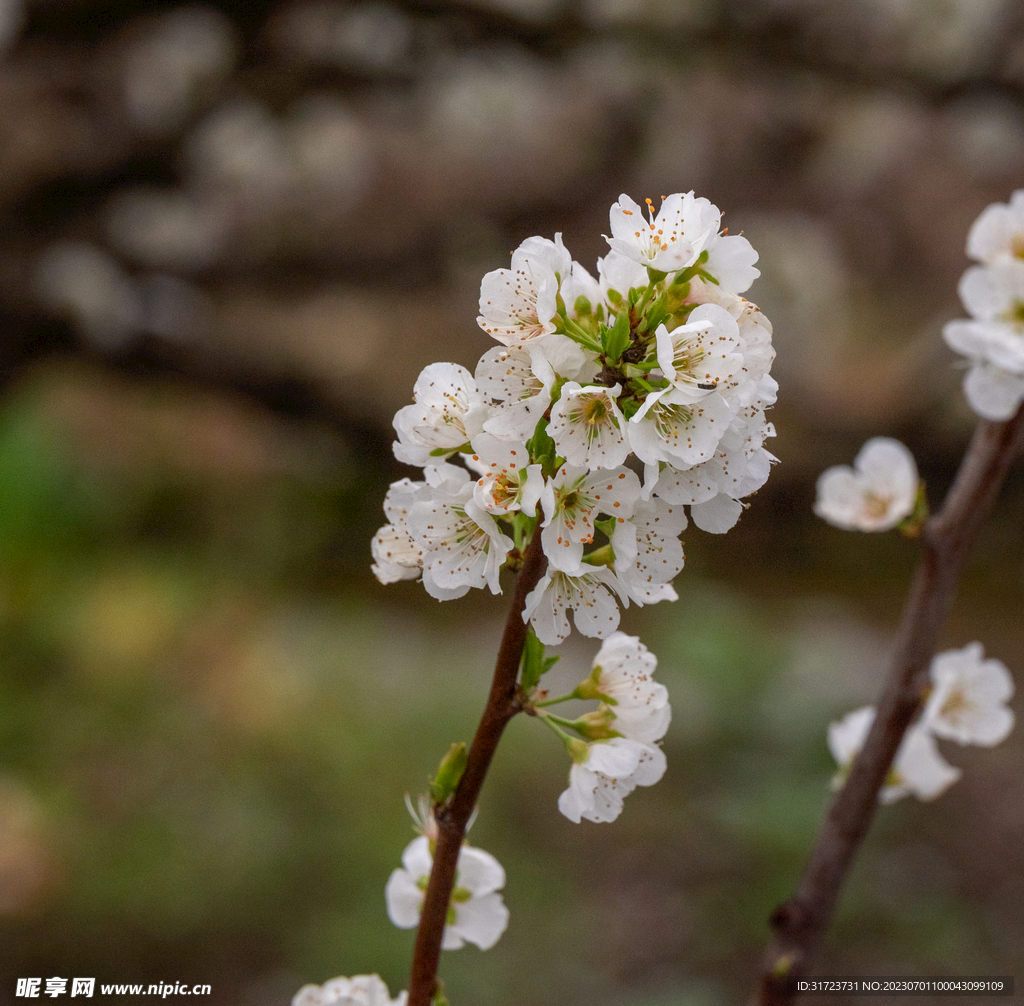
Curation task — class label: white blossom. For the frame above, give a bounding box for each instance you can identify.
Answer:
[685,277,777,407]
[371,466,469,588]
[522,564,625,644]
[923,643,1015,747]
[605,192,712,274]
[961,361,1024,421]
[477,235,571,346]
[691,196,760,294]
[943,194,1024,420]
[558,737,666,823]
[384,836,509,951]
[627,389,733,470]
[292,976,406,1006]
[539,464,640,572]
[943,260,1024,419]
[475,334,588,442]
[814,437,918,532]
[466,433,545,516]
[371,524,422,585]
[548,382,630,470]
[611,496,686,605]
[588,633,670,744]
[965,189,1024,264]
[654,304,745,404]
[828,706,961,804]
[407,481,513,599]
[393,363,488,466]
[596,249,649,304]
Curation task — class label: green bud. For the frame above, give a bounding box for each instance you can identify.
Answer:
[574,707,618,740]
[429,742,467,804]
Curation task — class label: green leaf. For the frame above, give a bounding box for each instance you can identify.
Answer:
[601,311,631,364]
[526,418,559,478]
[521,626,558,691]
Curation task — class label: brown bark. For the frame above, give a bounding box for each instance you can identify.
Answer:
[407,527,548,1006]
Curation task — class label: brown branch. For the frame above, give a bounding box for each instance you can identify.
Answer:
[407,526,548,1006]
[757,404,1024,1006]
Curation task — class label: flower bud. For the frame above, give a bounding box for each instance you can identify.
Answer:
[429,742,467,804]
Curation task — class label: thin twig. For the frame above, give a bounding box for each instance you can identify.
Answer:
[407,526,548,1006]
[757,404,1024,1006]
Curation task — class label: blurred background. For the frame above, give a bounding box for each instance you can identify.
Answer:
[0,0,1022,1003]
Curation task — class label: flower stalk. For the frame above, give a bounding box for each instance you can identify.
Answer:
[406,526,547,1006]
[756,402,1024,1006]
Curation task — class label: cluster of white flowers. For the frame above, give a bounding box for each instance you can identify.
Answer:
[373,192,777,644]
[828,643,1015,803]
[944,191,1024,421]
[814,438,919,533]
[357,193,774,991]
[556,633,670,824]
[292,975,406,1006]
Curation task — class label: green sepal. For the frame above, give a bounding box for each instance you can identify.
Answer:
[520,626,559,692]
[559,315,602,352]
[646,266,668,284]
[593,516,617,540]
[428,742,467,804]
[565,736,590,764]
[574,295,592,317]
[571,663,616,704]
[674,250,711,286]
[430,442,471,457]
[898,481,929,538]
[572,707,618,740]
